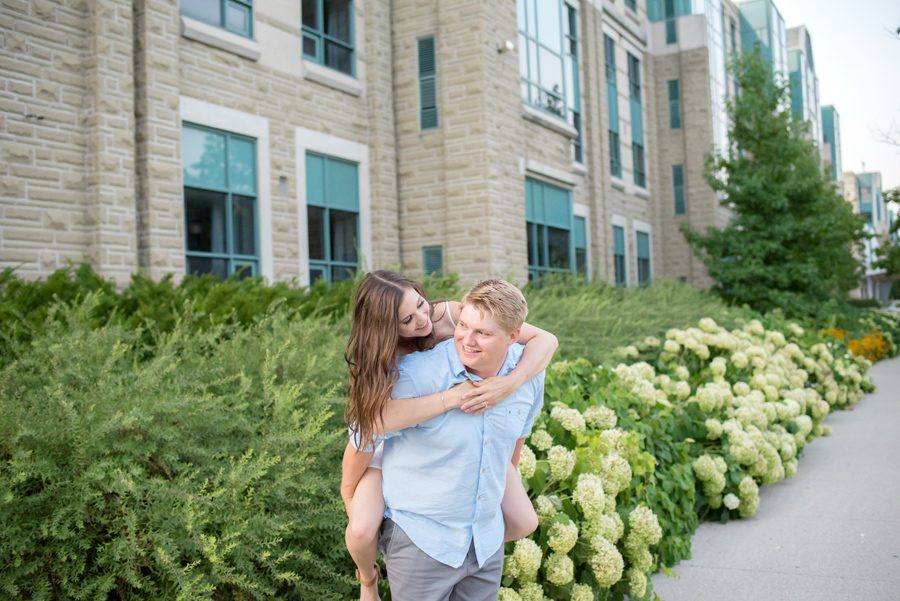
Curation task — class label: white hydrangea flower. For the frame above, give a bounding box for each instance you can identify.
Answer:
[738,476,760,518]
[730,351,749,369]
[787,323,804,337]
[544,552,575,586]
[674,365,691,380]
[517,582,547,601]
[584,405,617,430]
[572,473,606,519]
[600,453,632,497]
[517,445,536,479]
[627,567,648,599]
[551,405,587,434]
[705,418,723,440]
[548,445,576,481]
[529,429,553,451]
[498,587,523,601]
[723,493,740,510]
[586,511,624,544]
[663,339,681,353]
[534,495,556,522]
[644,336,661,347]
[510,538,543,582]
[547,520,579,554]
[628,505,662,546]
[570,583,594,601]
[699,317,719,333]
[589,536,624,587]
[711,356,727,377]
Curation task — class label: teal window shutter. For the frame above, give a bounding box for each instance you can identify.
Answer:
[636,231,651,285]
[525,177,574,282]
[574,215,587,278]
[423,245,443,276]
[673,164,685,215]
[612,225,626,286]
[418,36,438,129]
[604,35,621,177]
[668,79,681,129]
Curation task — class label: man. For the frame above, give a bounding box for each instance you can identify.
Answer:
[379,279,546,600]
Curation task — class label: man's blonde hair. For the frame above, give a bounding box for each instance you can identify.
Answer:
[461,279,528,334]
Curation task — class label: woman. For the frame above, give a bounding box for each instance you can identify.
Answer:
[341,271,557,601]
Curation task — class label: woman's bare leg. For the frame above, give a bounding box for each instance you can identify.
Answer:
[346,467,385,601]
[501,462,539,542]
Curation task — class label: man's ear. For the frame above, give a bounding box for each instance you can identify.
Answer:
[507,328,520,346]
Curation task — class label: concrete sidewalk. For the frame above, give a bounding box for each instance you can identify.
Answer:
[652,356,900,601]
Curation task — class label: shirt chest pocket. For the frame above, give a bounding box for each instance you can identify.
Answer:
[488,405,530,439]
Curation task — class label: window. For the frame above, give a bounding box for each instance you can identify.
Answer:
[574,216,587,278]
[664,0,676,43]
[668,79,681,129]
[673,164,685,215]
[604,35,621,178]
[518,0,582,151]
[627,52,646,188]
[612,225,626,286]
[418,37,438,130]
[632,144,646,188]
[625,0,637,12]
[182,123,258,278]
[306,152,359,284]
[526,177,573,281]
[181,0,253,38]
[423,245,443,276]
[302,0,354,76]
[636,230,651,285]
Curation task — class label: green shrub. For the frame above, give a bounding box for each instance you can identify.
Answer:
[0,296,354,600]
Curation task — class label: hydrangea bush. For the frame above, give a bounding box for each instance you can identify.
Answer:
[503,317,874,600]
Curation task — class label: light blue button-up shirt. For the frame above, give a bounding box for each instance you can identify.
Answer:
[381,339,545,568]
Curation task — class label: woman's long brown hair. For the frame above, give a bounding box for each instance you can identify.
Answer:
[344,271,435,452]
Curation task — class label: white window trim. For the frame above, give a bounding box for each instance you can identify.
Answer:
[524,158,579,187]
[295,127,371,287]
[633,219,653,283]
[302,60,364,97]
[179,96,273,280]
[180,15,261,61]
[611,214,629,286]
[574,203,591,280]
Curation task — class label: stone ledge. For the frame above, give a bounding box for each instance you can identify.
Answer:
[180,16,260,61]
[302,61,364,97]
[521,104,578,139]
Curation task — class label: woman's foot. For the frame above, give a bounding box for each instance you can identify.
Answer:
[356,564,381,601]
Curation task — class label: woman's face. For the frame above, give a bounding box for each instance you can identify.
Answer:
[397,287,433,339]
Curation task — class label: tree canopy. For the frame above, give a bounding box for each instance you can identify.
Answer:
[682,49,867,316]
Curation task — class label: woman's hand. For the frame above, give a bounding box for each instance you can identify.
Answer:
[442,380,478,411]
[460,375,517,415]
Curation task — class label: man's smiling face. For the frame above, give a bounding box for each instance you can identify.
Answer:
[453,303,518,378]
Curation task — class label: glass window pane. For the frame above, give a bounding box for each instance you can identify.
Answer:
[303,33,318,58]
[536,0,561,49]
[517,0,526,32]
[185,188,227,253]
[518,33,529,80]
[548,227,569,269]
[576,249,587,275]
[226,1,251,35]
[325,41,353,74]
[330,209,358,263]
[233,261,256,279]
[536,224,546,268]
[325,157,359,211]
[332,265,356,282]
[538,47,564,110]
[228,137,256,194]
[181,0,222,26]
[308,205,326,260]
[302,0,318,29]
[233,195,256,256]
[183,126,226,190]
[310,265,326,284]
[187,256,229,279]
[323,0,352,43]
[527,222,536,267]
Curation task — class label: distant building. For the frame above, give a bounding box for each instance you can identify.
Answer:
[821,106,843,188]
[786,25,821,152]
[844,171,892,301]
[737,0,788,80]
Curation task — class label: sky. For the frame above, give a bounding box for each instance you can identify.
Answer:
[776,0,900,190]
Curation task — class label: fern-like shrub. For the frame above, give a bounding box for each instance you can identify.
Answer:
[0,296,354,599]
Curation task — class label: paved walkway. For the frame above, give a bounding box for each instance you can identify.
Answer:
[652,356,900,601]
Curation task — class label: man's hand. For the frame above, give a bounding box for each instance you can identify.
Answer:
[460,375,516,414]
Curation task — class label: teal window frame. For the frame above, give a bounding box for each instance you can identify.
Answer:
[625,0,637,12]
[182,122,259,279]
[302,0,355,76]
[526,177,575,282]
[306,152,360,284]
[517,0,582,151]
[574,215,587,279]
[664,0,677,43]
[673,164,685,215]
[180,0,254,38]
[627,52,646,188]
[612,225,626,286]
[636,230,651,286]
[668,79,681,129]
[604,34,621,178]
[422,245,443,276]
[418,36,438,130]
[632,143,646,188]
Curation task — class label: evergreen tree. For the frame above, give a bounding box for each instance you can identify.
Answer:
[681,49,867,316]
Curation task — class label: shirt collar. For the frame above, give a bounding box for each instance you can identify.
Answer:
[445,339,517,382]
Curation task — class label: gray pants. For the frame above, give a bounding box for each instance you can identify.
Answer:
[379,519,503,601]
